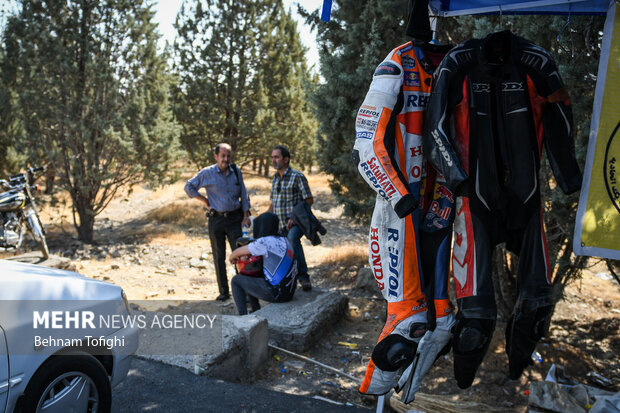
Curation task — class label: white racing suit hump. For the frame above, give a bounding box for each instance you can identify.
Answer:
[353,42,455,397]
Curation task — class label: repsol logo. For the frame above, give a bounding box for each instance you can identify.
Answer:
[360,157,397,200]
[386,228,400,298]
[369,227,400,298]
[431,130,453,167]
[358,108,380,118]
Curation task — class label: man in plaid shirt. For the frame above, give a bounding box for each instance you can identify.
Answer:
[268,145,314,291]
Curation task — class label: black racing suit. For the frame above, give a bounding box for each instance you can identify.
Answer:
[423,31,582,387]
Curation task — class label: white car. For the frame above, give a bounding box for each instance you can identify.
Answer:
[0,259,139,413]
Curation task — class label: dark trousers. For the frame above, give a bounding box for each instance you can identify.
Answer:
[208,210,242,295]
[231,275,277,315]
[287,225,308,280]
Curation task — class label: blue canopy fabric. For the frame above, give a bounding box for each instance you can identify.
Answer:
[428,0,610,16]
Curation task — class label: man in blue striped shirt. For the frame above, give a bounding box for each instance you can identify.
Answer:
[185,143,251,301]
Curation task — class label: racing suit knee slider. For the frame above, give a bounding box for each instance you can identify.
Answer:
[371,320,426,372]
[452,317,496,389]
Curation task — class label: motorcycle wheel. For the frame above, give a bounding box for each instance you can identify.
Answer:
[28,213,50,259]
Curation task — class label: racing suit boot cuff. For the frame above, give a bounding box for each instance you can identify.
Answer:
[505,304,552,380]
[394,193,418,218]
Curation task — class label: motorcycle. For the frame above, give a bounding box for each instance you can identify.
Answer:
[0,166,49,259]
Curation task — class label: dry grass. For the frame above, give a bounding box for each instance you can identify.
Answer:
[321,244,368,267]
[144,230,191,245]
[144,201,204,228]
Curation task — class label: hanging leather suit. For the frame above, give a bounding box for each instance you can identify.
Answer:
[423,31,582,388]
[352,1,456,398]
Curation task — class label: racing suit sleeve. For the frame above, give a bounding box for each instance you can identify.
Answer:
[423,46,470,194]
[521,44,582,195]
[352,53,417,218]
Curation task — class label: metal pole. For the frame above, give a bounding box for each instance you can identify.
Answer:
[268,343,361,384]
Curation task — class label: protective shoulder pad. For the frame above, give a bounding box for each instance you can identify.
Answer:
[374,61,402,77]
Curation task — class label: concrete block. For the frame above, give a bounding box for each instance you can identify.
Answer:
[217,315,269,375]
[253,288,348,352]
[136,313,269,382]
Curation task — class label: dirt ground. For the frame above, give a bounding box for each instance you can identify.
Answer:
[4,168,619,411]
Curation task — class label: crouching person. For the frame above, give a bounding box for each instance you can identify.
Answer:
[228,212,297,315]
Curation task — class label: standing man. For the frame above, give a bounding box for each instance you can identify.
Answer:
[268,145,313,291]
[185,143,251,301]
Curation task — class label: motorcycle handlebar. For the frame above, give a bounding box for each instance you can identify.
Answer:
[0,179,22,190]
[2,166,46,189]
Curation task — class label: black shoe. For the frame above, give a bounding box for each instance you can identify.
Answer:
[299,278,312,292]
[216,293,230,301]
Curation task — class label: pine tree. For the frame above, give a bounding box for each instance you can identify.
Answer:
[2,0,180,242]
[172,0,266,167]
[253,0,318,172]
[172,0,318,172]
[300,0,408,218]
[0,45,26,175]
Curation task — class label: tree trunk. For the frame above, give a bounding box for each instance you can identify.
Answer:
[492,246,517,320]
[252,158,257,171]
[44,166,55,195]
[262,157,269,177]
[73,196,95,243]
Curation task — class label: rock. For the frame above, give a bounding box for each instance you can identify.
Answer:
[528,382,587,413]
[283,360,306,370]
[355,267,378,292]
[111,264,120,270]
[349,304,361,318]
[189,258,205,269]
[200,253,210,260]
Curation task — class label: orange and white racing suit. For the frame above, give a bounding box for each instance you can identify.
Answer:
[352,42,455,396]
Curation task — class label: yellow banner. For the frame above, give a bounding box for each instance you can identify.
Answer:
[575,2,620,259]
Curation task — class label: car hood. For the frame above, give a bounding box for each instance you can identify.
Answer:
[0,259,122,301]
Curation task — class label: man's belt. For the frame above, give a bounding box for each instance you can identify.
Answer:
[208,208,241,218]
